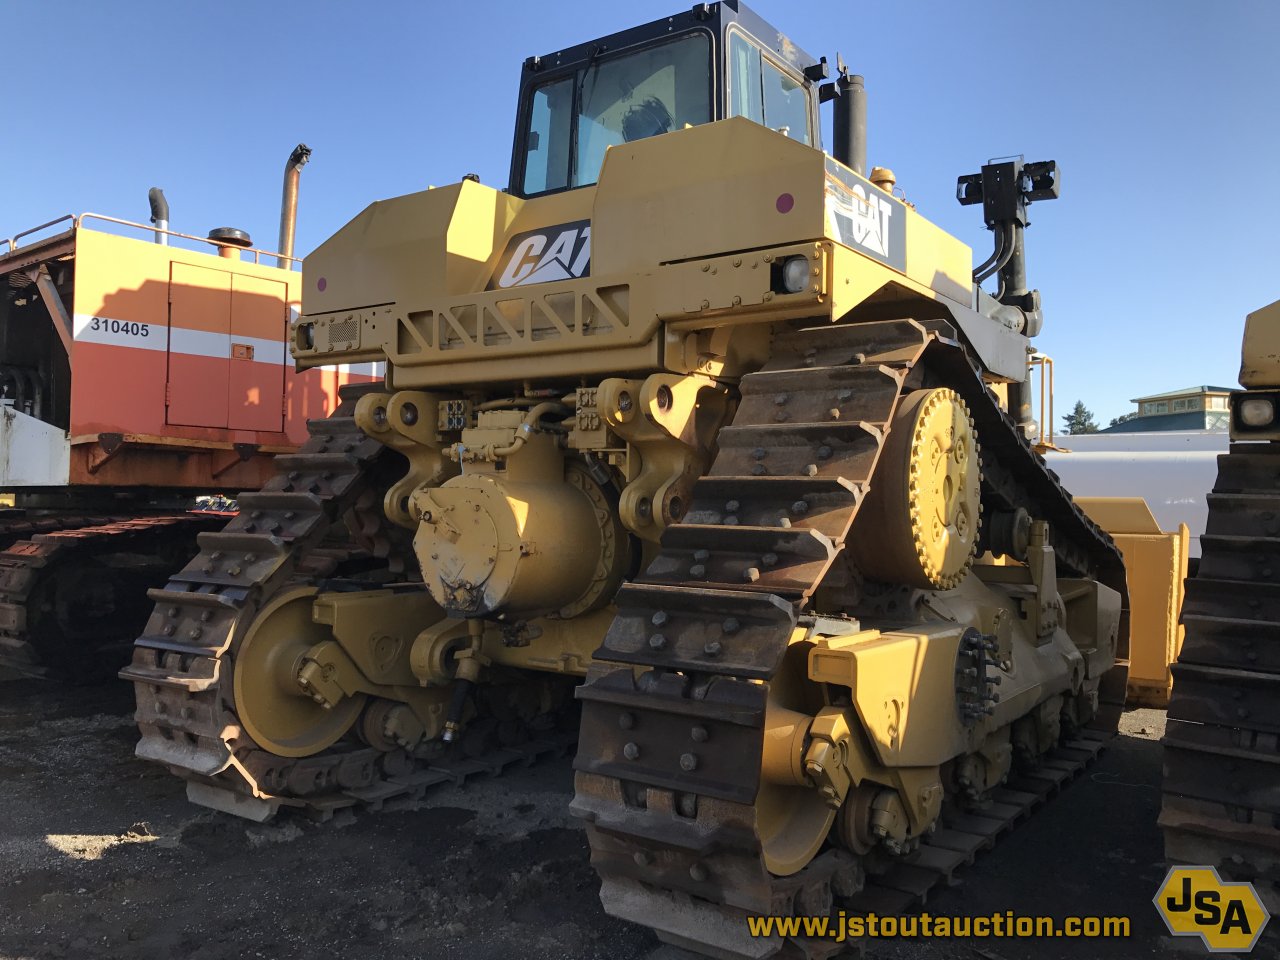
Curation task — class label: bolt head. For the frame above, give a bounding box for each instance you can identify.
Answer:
[623,742,641,761]
[691,726,709,743]
[680,752,698,772]
[703,641,722,657]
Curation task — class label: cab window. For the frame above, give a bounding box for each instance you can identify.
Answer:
[728,32,811,144]
[519,33,712,196]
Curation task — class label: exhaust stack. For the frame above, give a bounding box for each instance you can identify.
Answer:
[148,187,169,245]
[832,66,866,176]
[277,144,312,268]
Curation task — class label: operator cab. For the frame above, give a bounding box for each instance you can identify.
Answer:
[509,1,826,198]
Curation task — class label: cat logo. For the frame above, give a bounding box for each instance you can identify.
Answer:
[822,158,906,273]
[488,220,591,290]
[1154,865,1270,952]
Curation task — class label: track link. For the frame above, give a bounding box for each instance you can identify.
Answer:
[0,513,225,679]
[572,317,1127,959]
[123,386,571,820]
[1161,442,1280,913]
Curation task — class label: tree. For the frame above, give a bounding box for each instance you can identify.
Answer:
[1109,411,1139,428]
[1062,400,1099,435]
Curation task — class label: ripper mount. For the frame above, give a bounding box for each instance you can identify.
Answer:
[958,158,1059,337]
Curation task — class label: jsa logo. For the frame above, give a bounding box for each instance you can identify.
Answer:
[1154,865,1270,952]
[489,220,591,289]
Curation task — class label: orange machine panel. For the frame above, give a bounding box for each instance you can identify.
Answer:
[167,261,232,429]
[67,227,379,487]
[229,273,287,433]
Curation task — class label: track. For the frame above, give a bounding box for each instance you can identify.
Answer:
[122,385,573,821]
[0,512,224,680]
[1161,441,1280,913]
[571,317,1127,959]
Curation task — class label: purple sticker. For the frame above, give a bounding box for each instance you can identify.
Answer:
[317,277,327,292]
[776,193,794,214]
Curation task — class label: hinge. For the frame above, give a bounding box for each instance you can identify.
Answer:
[165,382,171,406]
[282,394,289,417]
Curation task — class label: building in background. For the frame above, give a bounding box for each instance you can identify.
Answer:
[1103,385,1232,433]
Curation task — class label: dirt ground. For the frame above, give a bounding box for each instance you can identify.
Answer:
[0,679,1265,960]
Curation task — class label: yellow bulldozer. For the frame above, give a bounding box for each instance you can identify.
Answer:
[1162,297,1280,913]
[124,3,1128,954]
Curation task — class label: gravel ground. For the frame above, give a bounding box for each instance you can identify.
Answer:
[0,681,1263,960]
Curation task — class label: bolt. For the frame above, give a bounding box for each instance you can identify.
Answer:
[752,464,767,476]
[805,464,818,476]
[619,712,636,730]
[651,611,669,627]
[837,390,853,402]
[817,445,833,460]
[690,564,706,577]
[680,753,699,772]
[704,641,722,657]
[774,394,789,406]
[694,548,710,561]
[744,567,761,583]
[400,402,419,425]
[691,726,709,743]
[649,634,667,650]
[753,447,767,460]
[725,500,740,513]
[201,611,213,623]
[761,552,778,567]
[634,851,652,866]
[623,742,641,760]
[163,625,176,636]
[210,552,223,561]
[689,863,709,882]
[168,606,179,618]
[722,617,740,634]
[791,500,810,515]
[829,408,841,420]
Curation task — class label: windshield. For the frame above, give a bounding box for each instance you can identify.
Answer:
[521,33,712,195]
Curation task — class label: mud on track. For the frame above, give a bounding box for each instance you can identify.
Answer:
[0,680,1197,959]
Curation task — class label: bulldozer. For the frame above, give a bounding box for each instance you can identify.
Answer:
[1162,297,1280,914]
[125,3,1127,954]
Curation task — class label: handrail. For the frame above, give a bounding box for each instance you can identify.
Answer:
[76,214,301,266]
[9,214,75,250]
[1028,354,1068,453]
[3,212,301,268]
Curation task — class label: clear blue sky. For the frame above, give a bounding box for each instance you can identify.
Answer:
[4,1,1277,425]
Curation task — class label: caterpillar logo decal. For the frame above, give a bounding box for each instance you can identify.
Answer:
[488,219,591,290]
[1154,865,1270,952]
[823,157,906,273]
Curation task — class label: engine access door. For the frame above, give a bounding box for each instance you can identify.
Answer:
[166,262,287,432]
